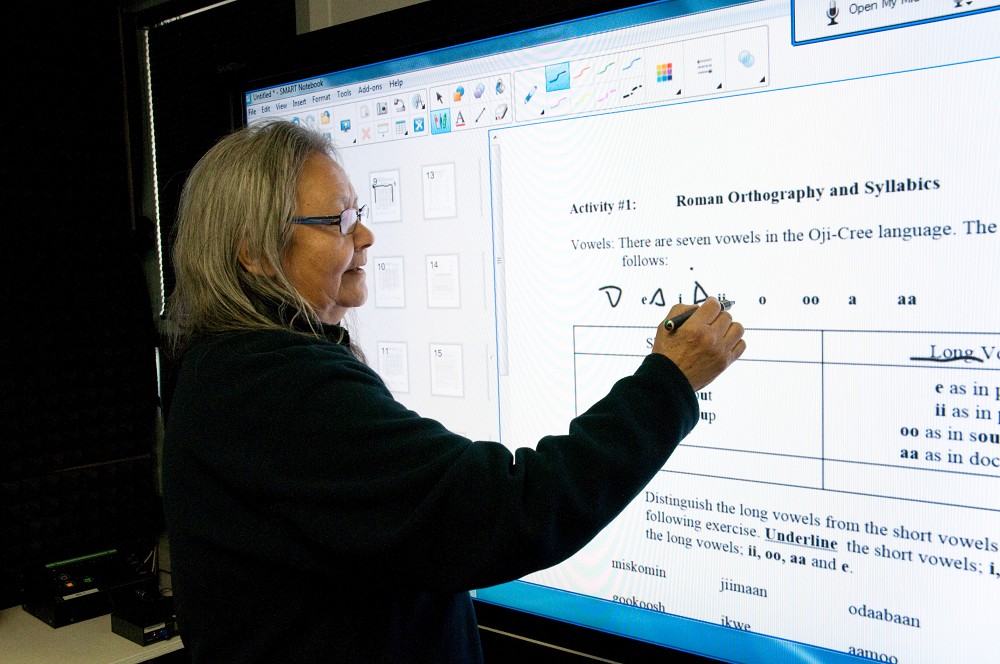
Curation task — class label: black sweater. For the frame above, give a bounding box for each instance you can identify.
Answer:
[161,327,698,663]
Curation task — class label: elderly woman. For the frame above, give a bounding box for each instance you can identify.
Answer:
[161,120,744,663]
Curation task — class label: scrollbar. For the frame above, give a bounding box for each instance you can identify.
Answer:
[489,139,508,376]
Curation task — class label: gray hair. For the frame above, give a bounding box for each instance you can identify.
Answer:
[167,120,336,353]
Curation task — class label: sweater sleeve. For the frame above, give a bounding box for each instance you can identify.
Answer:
[166,332,699,593]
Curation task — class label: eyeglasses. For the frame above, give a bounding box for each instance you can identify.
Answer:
[290,205,368,235]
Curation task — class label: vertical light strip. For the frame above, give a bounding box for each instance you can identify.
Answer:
[140,26,167,319]
[155,346,162,401]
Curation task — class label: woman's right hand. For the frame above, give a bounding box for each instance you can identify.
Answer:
[651,297,746,392]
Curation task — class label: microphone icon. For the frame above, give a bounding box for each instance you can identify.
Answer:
[827,0,839,26]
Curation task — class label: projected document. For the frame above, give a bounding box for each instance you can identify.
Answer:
[492,57,1000,661]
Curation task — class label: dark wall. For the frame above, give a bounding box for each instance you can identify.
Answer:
[0,0,300,610]
[0,2,159,609]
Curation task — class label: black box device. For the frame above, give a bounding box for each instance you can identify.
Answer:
[111,594,178,646]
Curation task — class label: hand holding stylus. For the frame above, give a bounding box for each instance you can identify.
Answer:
[651,297,745,392]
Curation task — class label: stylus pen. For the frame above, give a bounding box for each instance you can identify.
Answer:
[664,299,735,330]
